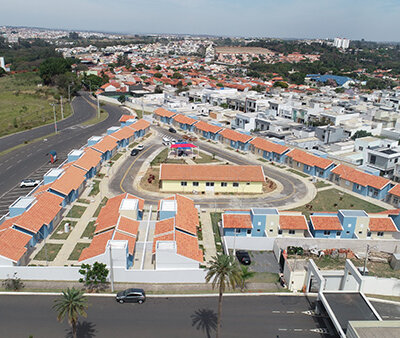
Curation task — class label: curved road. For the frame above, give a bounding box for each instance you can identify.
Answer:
[0,92,125,216]
[109,126,311,208]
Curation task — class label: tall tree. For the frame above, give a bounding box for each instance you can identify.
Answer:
[53,288,88,338]
[239,265,255,291]
[205,254,241,338]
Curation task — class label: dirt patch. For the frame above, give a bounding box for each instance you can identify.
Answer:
[263,178,276,193]
[140,167,160,192]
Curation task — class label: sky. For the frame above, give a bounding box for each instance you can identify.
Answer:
[1,0,400,41]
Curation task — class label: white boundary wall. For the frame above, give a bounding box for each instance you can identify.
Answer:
[362,276,400,296]
[0,266,207,283]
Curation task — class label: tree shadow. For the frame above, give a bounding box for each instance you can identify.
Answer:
[191,308,217,338]
[65,321,97,338]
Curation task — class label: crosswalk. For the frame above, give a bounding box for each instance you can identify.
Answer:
[0,150,69,217]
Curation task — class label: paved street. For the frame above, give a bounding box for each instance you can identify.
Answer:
[0,294,336,338]
[0,92,125,216]
[109,126,311,208]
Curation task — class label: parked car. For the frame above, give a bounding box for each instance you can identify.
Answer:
[236,250,251,265]
[130,149,139,156]
[162,141,170,146]
[20,179,40,188]
[169,127,177,133]
[136,145,144,151]
[116,288,146,304]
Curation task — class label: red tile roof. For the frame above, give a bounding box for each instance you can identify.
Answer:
[154,107,176,118]
[279,215,308,230]
[154,218,175,237]
[152,232,174,254]
[50,166,87,196]
[174,194,199,235]
[73,148,102,172]
[79,230,113,261]
[222,213,252,229]
[0,228,32,262]
[172,114,198,125]
[113,232,137,255]
[175,231,203,262]
[194,121,223,134]
[160,164,265,182]
[116,216,139,236]
[331,164,391,190]
[91,135,118,153]
[219,129,253,143]
[129,119,151,131]
[310,216,343,231]
[286,148,334,169]
[389,184,400,197]
[250,137,289,155]
[368,217,397,232]
[110,126,135,141]
[119,114,136,122]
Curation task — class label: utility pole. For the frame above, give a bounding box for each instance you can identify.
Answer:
[109,245,114,292]
[51,103,57,134]
[363,244,369,275]
[97,95,100,118]
[60,96,64,120]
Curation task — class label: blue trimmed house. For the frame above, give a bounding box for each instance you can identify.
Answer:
[249,137,289,163]
[193,121,223,141]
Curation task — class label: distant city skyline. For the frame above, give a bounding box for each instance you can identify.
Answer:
[1,0,400,42]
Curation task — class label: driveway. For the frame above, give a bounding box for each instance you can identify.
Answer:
[249,251,280,273]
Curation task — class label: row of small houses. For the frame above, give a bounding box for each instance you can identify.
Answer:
[154,107,400,207]
[0,117,151,267]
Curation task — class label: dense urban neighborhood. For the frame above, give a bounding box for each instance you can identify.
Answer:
[2,20,400,338]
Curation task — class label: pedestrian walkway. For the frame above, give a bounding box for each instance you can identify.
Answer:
[199,210,216,262]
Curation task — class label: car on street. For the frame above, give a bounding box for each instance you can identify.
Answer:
[236,250,251,265]
[130,149,139,156]
[136,145,144,151]
[20,179,40,188]
[116,288,146,304]
[162,141,170,146]
[169,127,177,133]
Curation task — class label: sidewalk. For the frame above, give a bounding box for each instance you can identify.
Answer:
[199,210,217,262]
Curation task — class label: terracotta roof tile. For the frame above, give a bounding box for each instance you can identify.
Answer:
[174,194,199,235]
[91,135,118,153]
[389,184,400,197]
[222,213,252,229]
[279,215,308,230]
[331,164,391,190]
[154,108,176,118]
[0,228,32,262]
[73,148,102,172]
[175,231,203,262]
[95,194,126,234]
[119,114,136,122]
[152,232,174,253]
[194,121,223,134]
[310,216,343,231]
[219,129,253,143]
[250,137,289,155]
[129,119,150,131]
[32,183,52,197]
[50,166,87,196]
[368,217,397,232]
[79,230,113,261]
[154,218,175,237]
[113,232,137,255]
[172,114,198,125]
[116,216,139,236]
[110,126,135,141]
[286,148,334,169]
[160,164,265,182]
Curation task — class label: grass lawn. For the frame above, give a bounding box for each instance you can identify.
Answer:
[287,168,310,178]
[140,167,160,192]
[134,109,152,119]
[151,148,169,166]
[210,212,223,254]
[112,152,123,161]
[89,180,100,196]
[193,152,220,164]
[34,243,63,261]
[248,272,280,283]
[128,141,139,149]
[93,197,108,217]
[0,72,72,137]
[80,111,108,126]
[76,198,90,204]
[66,205,87,218]
[81,220,96,239]
[290,188,386,218]
[50,220,77,240]
[68,243,90,260]
[314,180,331,189]
[258,158,268,163]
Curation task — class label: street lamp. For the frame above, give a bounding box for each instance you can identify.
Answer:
[50,103,57,134]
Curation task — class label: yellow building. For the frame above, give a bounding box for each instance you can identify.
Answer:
[160,164,265,194]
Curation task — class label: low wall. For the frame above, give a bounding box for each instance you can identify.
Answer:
[362,276,400,296]
[0,266,207,283]
[98,95,121,105]
[223,236,275,251]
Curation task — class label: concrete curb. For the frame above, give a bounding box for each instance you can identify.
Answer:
[367,297,400,306]
[0,291,318,298]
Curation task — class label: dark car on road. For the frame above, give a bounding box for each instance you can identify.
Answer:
[236,250,251,265]
[116,288,146,304]
[168,127,177,133]
[130,149,139,156]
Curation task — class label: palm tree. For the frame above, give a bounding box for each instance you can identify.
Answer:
[239,265,255,291]
[205,254,241,338]
[53,288,88,338]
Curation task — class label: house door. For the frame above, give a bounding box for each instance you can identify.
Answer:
[246,229,252,237]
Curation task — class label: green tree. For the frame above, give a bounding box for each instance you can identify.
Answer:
[79,262,109,292]
[117,95,126,104]
[273,81,289,88]
[239,266,255,291]
[154,72,162,78]
[69,32,80,40]
[351,130,373,140]
[53,288,88,338]
[172,72,183,79]
[38,57,74,85]
[205,254,241,338]
[2,272,24,291]
[116,54,131,68]
[216,83,224,87]
[154,65,162,71]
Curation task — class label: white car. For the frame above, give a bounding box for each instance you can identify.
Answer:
[162,141,170,146]
[136,145,144,151]
[20,179,40,188]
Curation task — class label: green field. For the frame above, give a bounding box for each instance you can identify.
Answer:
[0,72,72,137]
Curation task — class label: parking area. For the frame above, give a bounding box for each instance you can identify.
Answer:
[248,251,280,273]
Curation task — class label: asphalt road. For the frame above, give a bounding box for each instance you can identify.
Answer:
[0,92,95,154]
[109,126,309,208]
[0,294,336,338]
[0,92,125,216]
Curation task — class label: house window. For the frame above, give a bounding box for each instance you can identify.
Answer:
[345,180,350,186]
[193,182,199,186]
[370,155,376,164]
[394,197,399,204]
[181,182,187,186]
[297,162,301,168]
[269,229,273,232]
[247,229,251,235]
[359,231,362,234]
[289,230,295,235]
[206,182,214,187]
[377,232,384,237]
[221,182,227,187]
[246,182,250,185]
[236,229,241,234]
[346,231,350,234]
[233,182,239,187]
[324,231,331,235]
[336,231,341,236]
[257,229,261,232]
[367,231,372,237]
[278,229,283,235]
